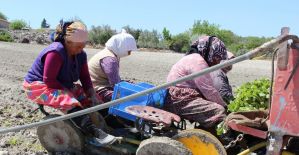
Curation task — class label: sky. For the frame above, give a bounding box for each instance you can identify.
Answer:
[1,0,298,37]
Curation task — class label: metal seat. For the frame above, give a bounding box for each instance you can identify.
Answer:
[125,105,181,126]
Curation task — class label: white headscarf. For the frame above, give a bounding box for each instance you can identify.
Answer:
[105,29,137,58]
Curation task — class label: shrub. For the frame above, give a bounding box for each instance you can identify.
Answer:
[157,40,169,49]
[123,25,141,41]
[217,29,236,46]
[137,30,160,48]
[227,36,273,56]
[0,30,13,42]
[9,20,27,30]
[192,20,276,56]
[89,25,116,45]
[168,32,191,53]
[244,37,271,49]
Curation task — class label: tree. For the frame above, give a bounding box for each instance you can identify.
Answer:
[217,29,236,46]
[41,18,50,28]
[89,25,116,45]
[137,30,160,48]
[122,25,141,41]
[227,36,273,56]
[0,12,7,20]
[162,27,171,41]
[192,20,220,36]
[192,20,237,47]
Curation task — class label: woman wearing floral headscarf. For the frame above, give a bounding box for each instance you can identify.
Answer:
[88,29,137,103]
[23,21,116,146]
[164,36,228,132]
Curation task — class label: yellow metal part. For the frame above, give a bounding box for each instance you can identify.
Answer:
[236,141,295,155]
[177,135,219,155]
[282,151,295,155]
[237,142,266,155]
[173,129,226,155]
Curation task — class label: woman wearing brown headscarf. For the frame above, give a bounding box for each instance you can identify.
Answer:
[23,21,117,146]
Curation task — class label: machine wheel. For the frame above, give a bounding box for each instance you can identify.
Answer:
[136,136,192,155]
[172,129,227,155]
[37,114,85,154]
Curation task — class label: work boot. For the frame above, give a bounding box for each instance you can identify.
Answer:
[68,107,117,146]
[89,127,117,146]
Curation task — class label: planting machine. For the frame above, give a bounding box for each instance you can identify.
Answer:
[36,28,299,155]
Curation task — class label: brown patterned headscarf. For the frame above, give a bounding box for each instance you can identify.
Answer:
[187,36,228,66]
[54,21,88,43]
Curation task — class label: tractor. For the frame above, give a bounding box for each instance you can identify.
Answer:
[36,27,299,155]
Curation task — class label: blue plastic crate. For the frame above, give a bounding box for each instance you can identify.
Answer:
[108,81,167,121]
[137,82,166,108]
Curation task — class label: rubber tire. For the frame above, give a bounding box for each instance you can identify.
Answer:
[37,114,85,154]
[136,136,192,155]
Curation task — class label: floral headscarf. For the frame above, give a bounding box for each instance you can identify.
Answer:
[188,36,228,66]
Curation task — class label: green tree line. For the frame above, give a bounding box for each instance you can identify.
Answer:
[1,11,273,55]
[88,20,273,55]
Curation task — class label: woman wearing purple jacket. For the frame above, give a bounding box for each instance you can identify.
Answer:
[23,21,116,146]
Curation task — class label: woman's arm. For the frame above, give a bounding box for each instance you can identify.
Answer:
[79,62,93,91]
[100,57,121,86]
[189,61,227,107]
[43,51,64,89]
[217,70,234,103]
[79,59,101,106]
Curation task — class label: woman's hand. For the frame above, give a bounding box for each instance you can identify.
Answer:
[87,88,103,107]
[90,94,102,107]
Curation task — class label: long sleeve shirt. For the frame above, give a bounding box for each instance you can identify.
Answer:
[43,51,93,91]
[99,56,121,86]
[210,70,234,103]
[167,53,226,106]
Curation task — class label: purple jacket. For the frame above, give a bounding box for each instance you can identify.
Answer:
[25,42,87,89]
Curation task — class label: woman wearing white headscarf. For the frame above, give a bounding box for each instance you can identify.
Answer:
[88,30,137,103]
